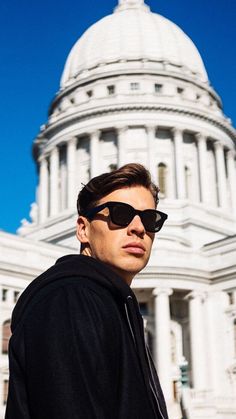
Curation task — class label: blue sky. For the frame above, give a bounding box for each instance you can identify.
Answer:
[0,0,235,233]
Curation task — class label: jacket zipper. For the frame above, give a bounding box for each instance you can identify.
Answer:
[146,348,166,419]
[124,302,167,419]
[124,303,136,347]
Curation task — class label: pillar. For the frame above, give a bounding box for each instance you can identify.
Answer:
[90,130,100,178]
[173,127,186,199]
[39,157,49,222]
[117,127,127,167]
[188,291,207,390]
[49,147,59,217]
[153,288,173,403]
[205,291,230,395]
[226,149,236,213]
[67,137,77,208]
[196,133,208,204]
[214,141,228,209]
[146,126,156,181]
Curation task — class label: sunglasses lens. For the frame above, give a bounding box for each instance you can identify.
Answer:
[141,210,160,232]
[110,203,133,226]
[103,203,167,232]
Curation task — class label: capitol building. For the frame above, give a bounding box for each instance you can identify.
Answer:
[1,0,236,417]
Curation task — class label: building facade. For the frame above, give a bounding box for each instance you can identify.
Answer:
[1,0,236,417]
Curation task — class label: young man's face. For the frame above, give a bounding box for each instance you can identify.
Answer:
[77,186,155,284]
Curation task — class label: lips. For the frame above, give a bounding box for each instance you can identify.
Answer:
[122,242,146,255]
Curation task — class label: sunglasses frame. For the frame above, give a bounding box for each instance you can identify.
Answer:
[81,201,168,233]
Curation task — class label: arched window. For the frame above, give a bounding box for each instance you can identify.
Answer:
[2,320,11,354]
[158,163,167,197]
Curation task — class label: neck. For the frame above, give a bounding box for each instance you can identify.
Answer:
[81,249,134,286]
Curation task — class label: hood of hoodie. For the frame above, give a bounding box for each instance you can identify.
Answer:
[11,254,137,332]
[10,254,168,419]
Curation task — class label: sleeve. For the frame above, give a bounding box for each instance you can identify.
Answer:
[23,283,122,419]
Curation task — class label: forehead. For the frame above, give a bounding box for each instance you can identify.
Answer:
[98,186,156,210]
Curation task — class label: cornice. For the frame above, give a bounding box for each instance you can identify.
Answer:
[38,104,236,145]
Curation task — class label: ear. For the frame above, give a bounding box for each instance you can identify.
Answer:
[76,216,90,244]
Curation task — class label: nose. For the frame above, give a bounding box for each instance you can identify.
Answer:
[127,214,145,236]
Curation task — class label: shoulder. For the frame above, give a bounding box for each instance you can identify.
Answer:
[25,277,122,331]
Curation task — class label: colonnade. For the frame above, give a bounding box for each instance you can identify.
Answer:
[151,287,225,403]
[38,125,236,223]
[39,136,78,222]
[170,128,236,209]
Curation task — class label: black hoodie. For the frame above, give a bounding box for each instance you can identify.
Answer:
[6,254,168,419]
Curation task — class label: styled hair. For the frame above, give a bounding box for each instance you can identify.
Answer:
[77,163,159,215]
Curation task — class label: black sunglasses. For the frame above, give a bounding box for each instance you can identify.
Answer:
[81,201,168,233]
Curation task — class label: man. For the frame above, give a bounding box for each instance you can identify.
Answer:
[6,163,169,419]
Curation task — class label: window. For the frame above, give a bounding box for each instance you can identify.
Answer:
[130,82,140,91]
[155,83,163,93]
[2,289,7,302]
[86,90,93,98]
[3,380,8,405]
[14,291,20,303]
[158,163,167,197]
[177,87,184,94]
[109,163,117,172]
[59,145,68,211]
[107,85,115,95]
[2,320,11,354]
[139,302,148,316]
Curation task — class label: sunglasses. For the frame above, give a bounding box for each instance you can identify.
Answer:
[82,201,168,233]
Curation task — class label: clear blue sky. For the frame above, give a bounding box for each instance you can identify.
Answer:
[0,0,235,233]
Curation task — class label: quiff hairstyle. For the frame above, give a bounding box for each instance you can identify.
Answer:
[77,163,159,215]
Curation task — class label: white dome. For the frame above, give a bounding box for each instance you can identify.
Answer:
[61,0,208,88]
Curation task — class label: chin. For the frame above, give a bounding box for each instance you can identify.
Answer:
[123,259,148,275]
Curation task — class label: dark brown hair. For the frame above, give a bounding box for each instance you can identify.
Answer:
[77,163,159,215]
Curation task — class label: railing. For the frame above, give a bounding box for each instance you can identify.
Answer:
[188,389,236,407]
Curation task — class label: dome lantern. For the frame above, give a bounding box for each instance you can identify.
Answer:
[115,0,150,12]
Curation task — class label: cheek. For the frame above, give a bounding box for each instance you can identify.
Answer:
[93,230,123,258]
[89,225,114,254]
[145,235,154,252]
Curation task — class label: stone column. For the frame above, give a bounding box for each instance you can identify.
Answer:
[226,149,236,213]
[67,137,77,208]
[173,127,186,199]
[117,127,127,167]
[49,147,59,217]
[146,126,156,181]
[39,157,49,222]
[153,288,173,403]
[205,291,230,395]
[196,133,208,204]
[90,130,100,179]
[188,291,207,390]
[214,141,228,209]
